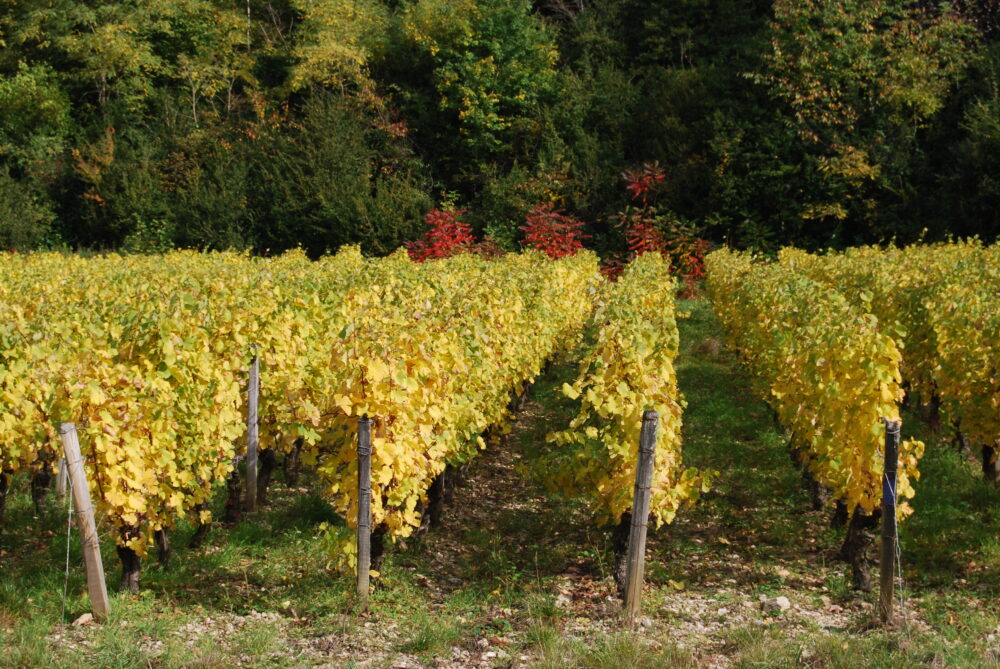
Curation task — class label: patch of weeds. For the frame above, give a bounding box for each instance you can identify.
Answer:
[523,621,564,669]
[475,615,514,638]
[824,571,853,603]
[480,536,523,594]
[302,612,354,638]
[463,526,494,550]
[804,628,998,669]
[722,625,800,668]
[919,590,999,641]
[576,536,611,581]
[65,606,173,669]
[239,624,280,654]
[640,560,664,586]
[573,631,695,669]
[397,609,463,656]
[0,618,54,668]
[525,593,561,628]
[282,493,341,528]
[442,588,488,616]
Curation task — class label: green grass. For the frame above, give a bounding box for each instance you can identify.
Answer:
[532,631,695,669]
[0,297,997,667]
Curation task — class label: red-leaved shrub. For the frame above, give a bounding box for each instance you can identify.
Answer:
[615,162,713,295]
[621,162,666,206]
[406,208,475,262]
[520,203,588,258]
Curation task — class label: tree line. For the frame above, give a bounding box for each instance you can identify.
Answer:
[0,0,997,256]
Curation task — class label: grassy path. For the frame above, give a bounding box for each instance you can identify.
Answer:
[0,299,998,667]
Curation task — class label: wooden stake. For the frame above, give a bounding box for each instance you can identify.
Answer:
[60,423,110,621]
[357,417,373,611]
[624,410,658,624]
[245,354,259,513]
[879,418,901,624]
[56,458,68,499]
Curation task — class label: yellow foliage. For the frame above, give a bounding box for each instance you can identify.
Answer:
[706,247,924,519]
[778,241,1000,473]
[315,249,601,566]
[545,253,713,528]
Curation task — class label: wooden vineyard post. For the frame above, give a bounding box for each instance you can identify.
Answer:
[60,423,110,621]
[879,418,901,625]
[357,417,373,611]
[55,457,68,499]
[624,410,658,624]
[245,353,259,513]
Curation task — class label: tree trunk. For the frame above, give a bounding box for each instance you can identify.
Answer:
[612,513,631,600]
[413,500,431,537]
[449,462,470,492]
[830,499,849,529]
[983,445,999,486]
[788,442,802,469]
[283,438,302,486]
[257,448,277,505]
[839,510,880,591]
[30,467,52,515]
[370,525,387,574]
[482,425,497,449]
[509,379,531,412]
[223,462,242,523]
[789,438,828,510]
[443,464,457,504]
[807,475,831,511]
[899,381,911,411]
[927,392,942,436]
[950,420,969,456]
[188,504,210,549]
[117,527,142,593]
[427,471,446,527]
[155,528,170,569]
[771,406,783,428]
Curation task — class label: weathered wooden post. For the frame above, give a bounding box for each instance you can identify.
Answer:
[60,423,110,621]
[56,457,68,499]
[245,353,259,513]
[624,410,658,624]
[879,418,901,625]
[357,417,373,611]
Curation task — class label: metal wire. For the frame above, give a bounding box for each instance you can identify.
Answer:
[61,475,73,623]
[883,469,910,632]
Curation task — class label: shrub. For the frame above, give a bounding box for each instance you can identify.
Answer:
[520,203,587,258]
[406,208,475,261]
[0,171,55,250]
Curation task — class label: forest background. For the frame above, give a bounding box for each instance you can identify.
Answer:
[0,0,997,259]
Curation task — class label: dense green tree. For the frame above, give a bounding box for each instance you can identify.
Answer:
[0,170,55,249]
[917,41,1000,241]
[375,0,559,176]
[745,0,974,246]
[251,91,430,256]
[286,0,386,92]
[0,0,994,253]
[0,63,72,171]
